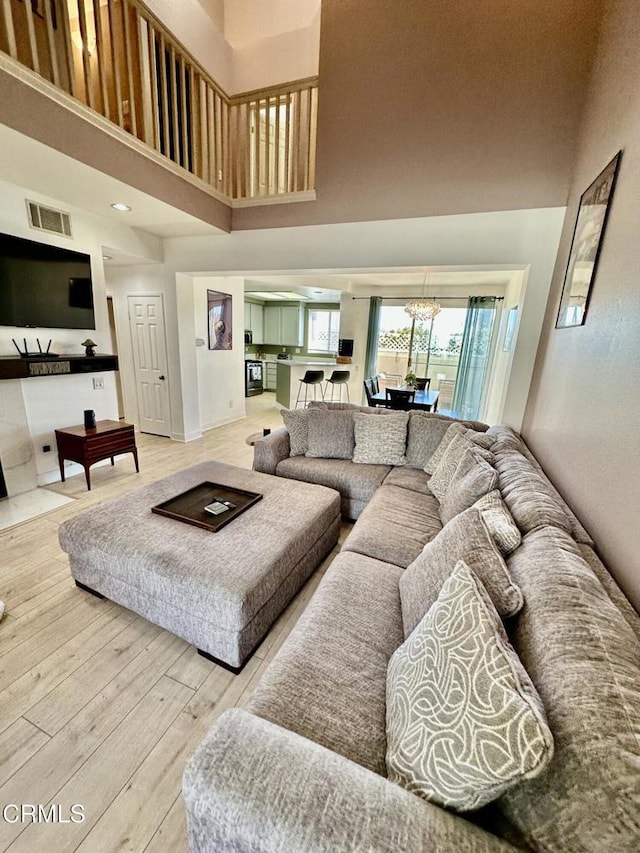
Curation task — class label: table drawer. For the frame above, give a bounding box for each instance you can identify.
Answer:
[85,432,135,457]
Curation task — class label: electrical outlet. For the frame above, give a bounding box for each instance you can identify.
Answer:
[93,377,105,390]
[42,444,51,453]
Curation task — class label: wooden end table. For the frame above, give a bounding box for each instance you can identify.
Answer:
[55,419,139,491]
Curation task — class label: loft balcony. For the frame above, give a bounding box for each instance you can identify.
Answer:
[0,0,318,209]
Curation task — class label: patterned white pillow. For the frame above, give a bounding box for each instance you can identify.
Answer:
[280,409,309,456]
[387,560,554,812]
[474,490,522,555]
[352,412,408,466]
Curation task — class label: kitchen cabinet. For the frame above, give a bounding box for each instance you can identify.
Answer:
[244,302,264,345]
[264,305,304,346]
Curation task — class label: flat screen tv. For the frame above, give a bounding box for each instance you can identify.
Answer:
[0,232,95,329]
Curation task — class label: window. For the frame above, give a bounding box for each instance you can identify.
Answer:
[307,309,340,353]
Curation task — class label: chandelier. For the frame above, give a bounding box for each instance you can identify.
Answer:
[404,271,441,321]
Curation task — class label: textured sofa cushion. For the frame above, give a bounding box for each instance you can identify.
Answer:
[405,412,488,470]
[353,412,408,466]
[425,421,494,477]
[494,526,640,853]
[305,408,355,460]
[399,507,523,638]
[439,446,498,525]
[382,466,432,495]
[342,484,442,568]
[493,450,573,537]
[248,551,404,777]
[387,561,554,811]
[280,408,309,456]
[473,490,522,555]
[428,431,495,501]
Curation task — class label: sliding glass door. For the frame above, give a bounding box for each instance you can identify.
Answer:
[368,297,498,417]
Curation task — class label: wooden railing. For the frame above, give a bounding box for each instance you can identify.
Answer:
[0,0,318,203]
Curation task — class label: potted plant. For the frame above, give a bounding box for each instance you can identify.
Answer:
[404,370,417,388]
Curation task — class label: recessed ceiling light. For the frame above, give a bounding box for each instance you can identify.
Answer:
[111,203,131,212]
[102,254,113,260]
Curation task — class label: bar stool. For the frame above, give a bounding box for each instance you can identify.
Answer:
[295,370,325,408]
[325,370,350,402]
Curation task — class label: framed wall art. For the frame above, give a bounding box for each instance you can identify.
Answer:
[556,151,621,329]
[207,290,233,350]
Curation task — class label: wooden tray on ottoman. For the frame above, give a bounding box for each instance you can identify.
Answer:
[151,481,262,532]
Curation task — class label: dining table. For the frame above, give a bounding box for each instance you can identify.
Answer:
[370,387,440,411]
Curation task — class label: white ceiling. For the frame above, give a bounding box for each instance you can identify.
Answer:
[0,124,222,239]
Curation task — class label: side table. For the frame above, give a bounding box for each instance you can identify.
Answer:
[55,419,139,491]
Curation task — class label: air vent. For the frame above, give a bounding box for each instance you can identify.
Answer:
[27,201,72,237]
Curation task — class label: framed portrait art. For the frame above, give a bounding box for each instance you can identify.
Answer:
[556,151,621,329]
[207,290,233,350]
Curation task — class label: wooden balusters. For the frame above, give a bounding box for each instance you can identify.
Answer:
[0,0,317,202]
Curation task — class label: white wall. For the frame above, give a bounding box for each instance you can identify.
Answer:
[231,9,320,92]
[145,0,319,94]
[483,270,526,424]
[0,178,161,486]
[192,276,246,431]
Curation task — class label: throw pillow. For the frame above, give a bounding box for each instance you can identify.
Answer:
[387,560,554,812]
[427,431,494,502]
[305,408,355,460]
[352,412,408,466]
[399,506,523,638]
[424,421,493,476]
[405,413,462,469]
[439,445,498,525]
[473,489,522,555]
[280,409,309,456]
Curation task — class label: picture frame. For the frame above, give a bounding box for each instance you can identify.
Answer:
[207,290,233,350]
[556,151,621,329]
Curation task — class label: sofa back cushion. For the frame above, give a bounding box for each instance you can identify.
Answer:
[439,446,498,525]
[353,412,408,466]
[494,526,640,853]
[493,450,573,537]
[399,507,523,637]
[405,412,488,470]
[305,408,355,459]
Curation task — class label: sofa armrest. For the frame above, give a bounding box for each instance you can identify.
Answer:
[252,427,290,475]
[183,709,520,853]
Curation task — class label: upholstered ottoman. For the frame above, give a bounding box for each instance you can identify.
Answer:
[58,461,341,671]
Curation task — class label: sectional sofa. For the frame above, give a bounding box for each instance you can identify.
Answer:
[183,404,640,853]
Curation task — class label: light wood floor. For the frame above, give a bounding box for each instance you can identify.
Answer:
[0,393,347,852]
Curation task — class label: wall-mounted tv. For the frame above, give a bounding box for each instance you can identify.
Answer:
[0,232,95,329]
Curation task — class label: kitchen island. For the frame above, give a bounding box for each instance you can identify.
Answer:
[276,360,338,408]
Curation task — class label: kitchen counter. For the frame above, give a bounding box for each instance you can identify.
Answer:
[276,361,338,408]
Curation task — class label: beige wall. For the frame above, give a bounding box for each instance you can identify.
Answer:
[233,0,604,230]
[522,0,640,607]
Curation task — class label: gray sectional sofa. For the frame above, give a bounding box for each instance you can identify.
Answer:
[183,406,640,853]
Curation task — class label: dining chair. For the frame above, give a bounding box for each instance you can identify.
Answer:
[363,378,376,406]
[385,388,415,410]
[415,377,431,391]
[372,374,381,394]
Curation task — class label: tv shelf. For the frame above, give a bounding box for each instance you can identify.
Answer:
[0,354,119,381]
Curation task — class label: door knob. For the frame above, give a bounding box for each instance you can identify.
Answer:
[159,375,165,380]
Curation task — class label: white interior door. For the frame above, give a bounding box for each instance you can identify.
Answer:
[127,294,171,436]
